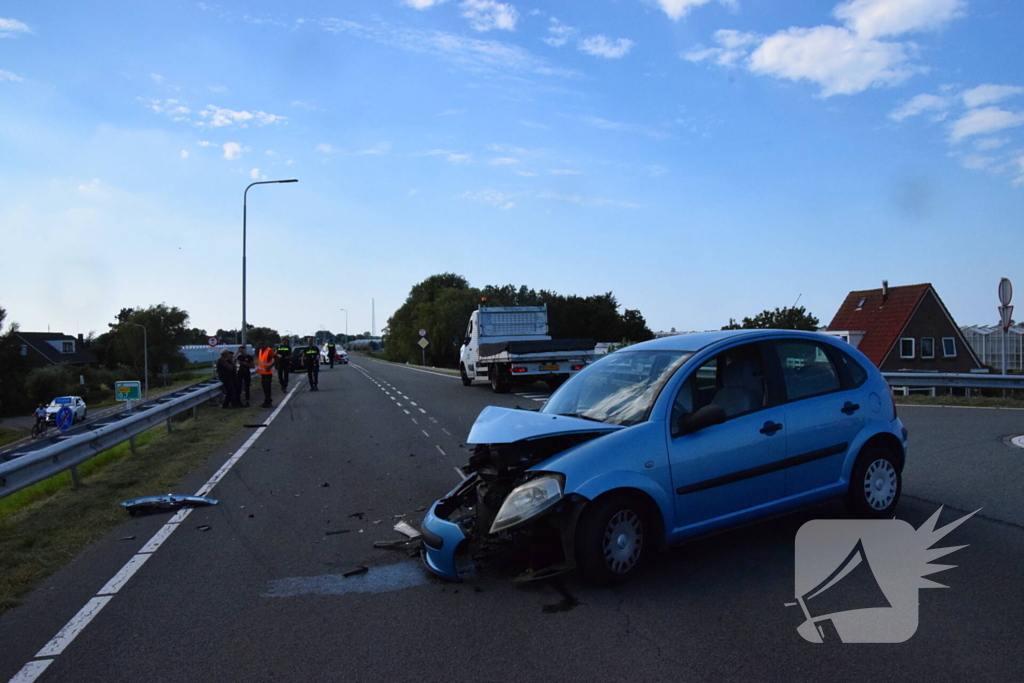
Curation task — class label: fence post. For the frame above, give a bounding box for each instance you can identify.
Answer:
[70,466,81,489]
[166,418,172,434]
[129,436,136,454]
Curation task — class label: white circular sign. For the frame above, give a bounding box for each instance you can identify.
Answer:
[206,336,219,347]
[998,278,1013,307]
[418,329,427,337]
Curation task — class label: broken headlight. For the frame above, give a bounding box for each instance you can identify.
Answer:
[489,474,564,534]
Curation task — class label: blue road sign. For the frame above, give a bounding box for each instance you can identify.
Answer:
[56,406,75,432]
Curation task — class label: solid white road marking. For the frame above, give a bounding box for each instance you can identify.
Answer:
[8,660,52,683]
[140,523,178,554]
[35,596,113,657]
[97,554,152,595]
[12,382,305,680]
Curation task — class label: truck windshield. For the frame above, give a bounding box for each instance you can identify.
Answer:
[541,350,690,426]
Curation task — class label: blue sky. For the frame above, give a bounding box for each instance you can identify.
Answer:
[1,0,1022,341]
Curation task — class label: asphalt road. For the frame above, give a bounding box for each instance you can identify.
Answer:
[1,362,1022,682]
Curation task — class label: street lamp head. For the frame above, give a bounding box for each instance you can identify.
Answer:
[277,179,298,183]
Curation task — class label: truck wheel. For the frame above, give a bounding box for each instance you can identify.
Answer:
[460,365,472,386]
[489,369,510,393]
[546,376,565,391]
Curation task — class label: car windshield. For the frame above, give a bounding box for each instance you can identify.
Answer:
[541,350,690,426]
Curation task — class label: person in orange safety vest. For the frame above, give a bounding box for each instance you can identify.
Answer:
[257,345,277,408]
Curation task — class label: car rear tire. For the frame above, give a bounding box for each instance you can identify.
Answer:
[460,365,472,386]
[489,368,510,394]
[575,493,652,586]
[845,446,902,519]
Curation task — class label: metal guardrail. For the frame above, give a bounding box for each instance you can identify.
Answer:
[883,372,1024,390]
[0,380,223,500]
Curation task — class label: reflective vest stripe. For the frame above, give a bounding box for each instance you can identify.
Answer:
[257,349,275,375]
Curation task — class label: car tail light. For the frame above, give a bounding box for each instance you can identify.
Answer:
[512,367,527,374]
[571,364,584,371]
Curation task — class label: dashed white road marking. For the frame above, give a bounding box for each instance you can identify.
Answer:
[429,417,438,424]
[35,596,113,657]
[418,408,427,414]
[436,445,446,456]
[441,428,451,436]
[8,660,52,683]
[453,466,467,481]
[422,430,430,438]
[403,410,410,415]
[411,418,418,424]
[409,401,418,407]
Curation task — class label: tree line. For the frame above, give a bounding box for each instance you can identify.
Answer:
[383,274,654,368]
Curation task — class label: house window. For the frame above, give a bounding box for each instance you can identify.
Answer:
[20,344,27,356]
[921,337,935,359]
[942,338,957,358]
[900,338,915,359]
[855,297,867,310]
[61,341,74,354]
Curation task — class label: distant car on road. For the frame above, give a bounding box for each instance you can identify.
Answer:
[45,396,87,424]
[421,329,908,585]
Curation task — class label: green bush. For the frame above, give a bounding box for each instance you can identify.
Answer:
[24,366,74,405]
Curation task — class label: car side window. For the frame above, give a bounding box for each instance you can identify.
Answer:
[829,346,868,389]
[671,343,768,436]
[774,340,841,401]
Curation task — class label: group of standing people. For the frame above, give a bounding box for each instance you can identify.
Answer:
[216,337,328,408]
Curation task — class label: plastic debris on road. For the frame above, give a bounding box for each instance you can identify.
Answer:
[119,494,219,516]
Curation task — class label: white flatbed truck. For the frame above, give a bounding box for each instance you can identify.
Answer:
[459,305,597,393]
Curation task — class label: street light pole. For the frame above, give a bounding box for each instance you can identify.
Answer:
[340,309,348,347]
[122,323,148,400]
[243,178,298,348]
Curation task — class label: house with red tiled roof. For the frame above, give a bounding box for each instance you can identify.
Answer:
[825,282,982,372]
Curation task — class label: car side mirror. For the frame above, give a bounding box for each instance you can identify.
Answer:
[677,404,727,436]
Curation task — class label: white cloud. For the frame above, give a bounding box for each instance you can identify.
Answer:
[408,188,419,196]
[489,157,519,165]
[198,105,286,127]
[316,143,339,153]
[889,93,951,121]
[520,120,550,130]
[961,84,1024,109]
[151,73,165,84]
[974,137,1007,151]
[684,29,759,67]
[582,115,669,139]
[514,170,538,177]
[77,179,102,195]
[358,141,392,155]
[405,0,448,8]
[488,143,528,154]
[180,150,189,159]
[207,85,228,94]
[266,150,277,156]
[579,35,634,59]
[1013,156,1024,187]
[459,0,519,32]
[949,107,1024,143]
[832,0,965,39]
[222,142,247,160]
[447,153,473,163]
[749,25,918,97]
[957,154,994,171]
[197,140,215,147]
[435,108,464,116]
[653,0,736,21]
[537,190,641,208]
[0,18,30,36]
[544,18,578,47]
[250,168,261,179]
[460,189,517,209]
[548,168,582,175]
[648,164,669,176]
[0,69,24,82]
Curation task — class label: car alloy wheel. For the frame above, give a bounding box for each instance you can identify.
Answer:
[603,509,644,575]
[863,459,897,510]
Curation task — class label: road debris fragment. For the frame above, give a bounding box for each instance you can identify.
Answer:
[117,536,136,541]
[119,494,218,516]
[348,512,365,520]
[343,566,369,578]
[394,521,421,539]
[196,525,211,532]
[325,529,351,536]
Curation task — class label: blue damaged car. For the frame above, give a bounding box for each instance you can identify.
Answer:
[420,330,908,585]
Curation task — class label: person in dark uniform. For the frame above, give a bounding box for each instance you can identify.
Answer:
[276,337,292,392]
[301,337,320,391]
[326,340,337,368]
[216,349,238,408]
[235,345,255,407]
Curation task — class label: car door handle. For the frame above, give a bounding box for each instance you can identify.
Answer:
[760,421,783,435]
[841,401,860,415]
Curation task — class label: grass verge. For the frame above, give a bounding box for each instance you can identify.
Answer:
[0,428,26,448]
[0,402,261,615]
[894,394,1024,409]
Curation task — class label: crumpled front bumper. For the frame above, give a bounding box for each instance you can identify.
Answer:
[421,501,468,580]
[420,474,477,581]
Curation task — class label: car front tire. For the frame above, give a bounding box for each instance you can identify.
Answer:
[846,446,902,519]
[574,493,652,586]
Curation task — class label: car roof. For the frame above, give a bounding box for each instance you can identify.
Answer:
[624,329,838,354]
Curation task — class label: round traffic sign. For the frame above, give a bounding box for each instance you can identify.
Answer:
[206,336,220,347]
[418,329,427,337]
[56,406,75,432]
[998,278,1013,307]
